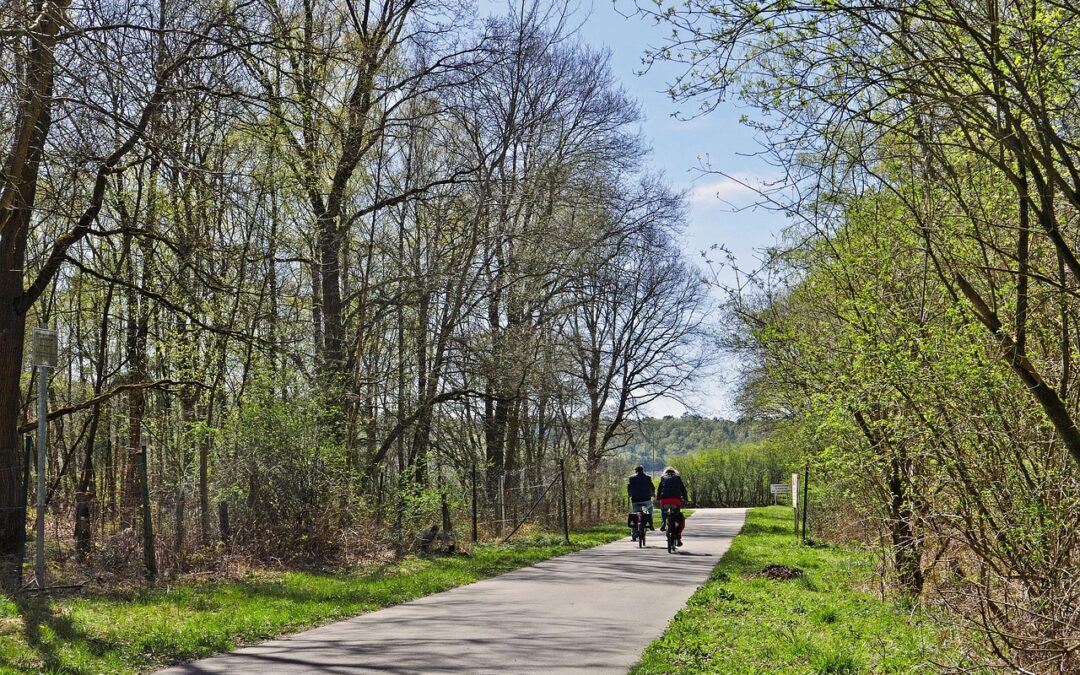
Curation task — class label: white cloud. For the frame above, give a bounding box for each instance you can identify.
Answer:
[687,174,773,206]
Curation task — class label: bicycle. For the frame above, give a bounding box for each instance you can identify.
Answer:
[665,510,677,553]
[662,506,685,553]
[628,508,649,547]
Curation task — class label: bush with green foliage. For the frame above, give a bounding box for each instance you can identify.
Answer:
[676,442,791,507]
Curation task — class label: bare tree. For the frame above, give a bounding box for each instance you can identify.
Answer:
[561,178,710,489]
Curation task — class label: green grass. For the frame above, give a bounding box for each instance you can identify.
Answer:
[631,507,949,674]
[0,524,625,674]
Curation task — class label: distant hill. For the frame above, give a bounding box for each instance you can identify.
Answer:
[620,414,757,470]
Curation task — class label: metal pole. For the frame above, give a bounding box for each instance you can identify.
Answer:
[471,464,478,544]
[559,459,570,544]
[17,435,31,586]
[35,365,47,589]
[138,444,157,581]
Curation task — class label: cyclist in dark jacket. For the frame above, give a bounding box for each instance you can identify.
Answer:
[657,467,689,542]
[628,466,655,539]
[656,467,689,502]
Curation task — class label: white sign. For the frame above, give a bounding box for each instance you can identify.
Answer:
[770,483,791,494]
[792,473,799,509]
[32,328,58,367]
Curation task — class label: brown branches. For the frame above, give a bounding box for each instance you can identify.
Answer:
[16,379,202,434]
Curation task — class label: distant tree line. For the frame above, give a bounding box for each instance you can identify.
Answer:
[621,415,756,469]
[620,416,784,509]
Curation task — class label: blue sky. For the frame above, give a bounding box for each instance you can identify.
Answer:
[479,1,789,418]
[579,2,789,418]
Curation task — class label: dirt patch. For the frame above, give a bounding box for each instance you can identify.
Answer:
[755,563,804,580]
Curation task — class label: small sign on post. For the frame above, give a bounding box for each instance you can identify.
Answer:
[770,483,790,506]
[32,326,59,590]
[32,328,58,367]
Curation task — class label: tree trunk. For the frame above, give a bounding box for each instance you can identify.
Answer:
[888,455,923,596]
[199,436,210,544]
[318,212,345,378]
[0,0,64,589]
[120,241,148,530]
[484,396,510,498]
[174,487,186,558]
[852,409,924,595]
[74,405,101,558]
[411,290,432,487]
[0,293,27,583]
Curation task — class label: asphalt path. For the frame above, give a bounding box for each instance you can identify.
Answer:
[157,507,746,674]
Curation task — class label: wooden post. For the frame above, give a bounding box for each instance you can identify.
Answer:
[137,445,156,581]
[791,472,799,537]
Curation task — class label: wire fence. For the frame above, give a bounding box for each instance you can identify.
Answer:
[13,418,632,587]
[471,465,557,539]
[456,459,625,546]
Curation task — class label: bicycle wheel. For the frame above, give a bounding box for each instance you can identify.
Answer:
[638,522,646,547]
[667,522,677,553]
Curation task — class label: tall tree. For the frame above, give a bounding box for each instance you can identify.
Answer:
[0,0,233,586]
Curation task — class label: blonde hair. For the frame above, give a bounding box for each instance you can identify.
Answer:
[664,466,677,475]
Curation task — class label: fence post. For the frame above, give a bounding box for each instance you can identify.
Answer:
[801,463,810,542]
[471,464,478,544]
[559,459,570,544]
[137,445,156,581]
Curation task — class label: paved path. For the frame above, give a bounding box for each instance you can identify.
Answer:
[158,508,746,674]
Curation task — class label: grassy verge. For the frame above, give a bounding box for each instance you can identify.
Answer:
[632,507,949,674]
[0,524,624,674]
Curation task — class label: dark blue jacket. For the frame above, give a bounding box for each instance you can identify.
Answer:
[627,472,655,503]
